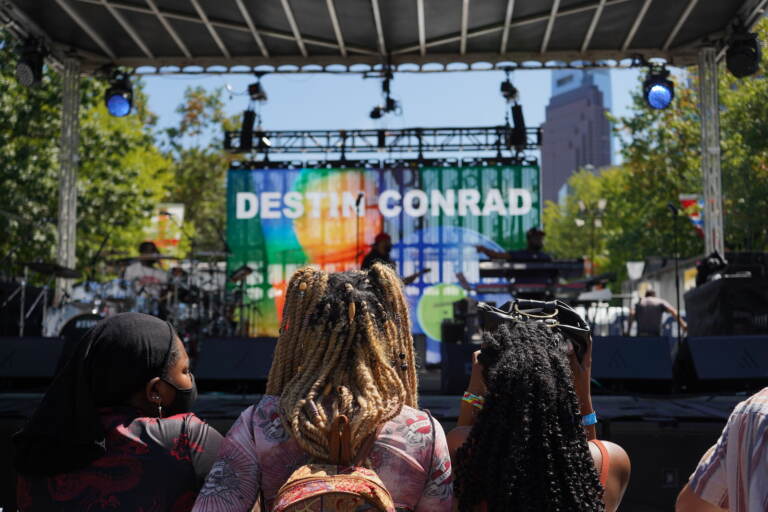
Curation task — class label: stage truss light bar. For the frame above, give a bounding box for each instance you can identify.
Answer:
[230,155,539,170]
[223,125,542,155]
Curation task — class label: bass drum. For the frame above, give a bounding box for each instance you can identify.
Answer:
[55,313,103,373]
[60,313,103,341]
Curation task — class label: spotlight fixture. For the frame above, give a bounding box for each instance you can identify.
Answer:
[15,39,46,87]
[726,25,762,78]
[105,72,133,117]
[368,69,400,119]
[643,65,674,110]
[247,80,267,102]
[500,68,518,102]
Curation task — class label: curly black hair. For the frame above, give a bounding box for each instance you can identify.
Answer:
[454,322,605,512]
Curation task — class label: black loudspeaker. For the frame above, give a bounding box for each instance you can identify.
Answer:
[412,333,427,369]
[685,277,768,336]
[440,342,476,394]
[592,336,674,380]
[686,336,768,380]
[195,337,276,381]
[603,419,727,512]
[0,336,62,378]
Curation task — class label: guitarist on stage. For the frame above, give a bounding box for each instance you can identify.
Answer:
[361,232,428,285]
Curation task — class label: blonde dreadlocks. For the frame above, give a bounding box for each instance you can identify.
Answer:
[265,263,418,460]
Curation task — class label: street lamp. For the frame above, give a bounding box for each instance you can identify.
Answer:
[575,198,608,276]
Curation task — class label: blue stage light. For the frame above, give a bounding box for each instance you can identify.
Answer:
[106,93,131,117]
[105,73,133,117]
[643,66,674,110]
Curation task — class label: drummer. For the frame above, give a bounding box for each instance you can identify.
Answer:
[123,241,168,297]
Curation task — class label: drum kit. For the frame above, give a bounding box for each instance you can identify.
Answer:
[1,252,249,343]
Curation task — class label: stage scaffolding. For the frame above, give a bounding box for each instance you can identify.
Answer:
[2,0,765,297]
[224,126,542,157]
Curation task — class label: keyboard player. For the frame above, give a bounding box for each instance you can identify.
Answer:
[475,228,555,298]
[476,227,552,263]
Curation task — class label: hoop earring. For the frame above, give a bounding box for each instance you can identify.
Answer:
[153,395,163,419]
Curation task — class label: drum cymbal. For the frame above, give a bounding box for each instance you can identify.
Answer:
[24,262,82,279]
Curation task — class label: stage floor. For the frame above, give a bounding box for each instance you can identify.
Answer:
[0,391,746,512]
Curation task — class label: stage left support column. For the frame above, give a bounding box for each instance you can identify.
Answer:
[698,46,725,257]
[56,57,80,304]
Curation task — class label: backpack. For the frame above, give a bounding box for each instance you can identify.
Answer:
[272,415,396,512]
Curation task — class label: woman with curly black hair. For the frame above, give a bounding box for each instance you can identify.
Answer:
[447,321,630,512]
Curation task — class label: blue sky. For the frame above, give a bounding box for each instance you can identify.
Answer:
[142,67,645,162]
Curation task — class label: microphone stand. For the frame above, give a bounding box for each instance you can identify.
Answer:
[355,192,364,267]
[668,203,683,347]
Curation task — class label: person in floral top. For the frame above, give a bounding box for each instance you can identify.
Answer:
[193,265,453,511]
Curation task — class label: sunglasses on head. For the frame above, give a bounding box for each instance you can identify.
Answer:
[476,299,592,363]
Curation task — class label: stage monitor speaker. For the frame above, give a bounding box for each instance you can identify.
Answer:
[440,342,476,394]
[604,419,726,511]
[592,336,674,380]
[195,337,276,381]
[685,277,768,336]
[686,336,768,380]
[0,336,62,378]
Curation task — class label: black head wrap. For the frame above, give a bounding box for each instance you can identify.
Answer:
[12,312,177,476]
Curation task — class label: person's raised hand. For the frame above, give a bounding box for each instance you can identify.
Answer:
[467,350,486,396]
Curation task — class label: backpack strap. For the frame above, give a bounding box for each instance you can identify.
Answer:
[424,410,436,478]
[328,415,353,465]
[327,414,383,467]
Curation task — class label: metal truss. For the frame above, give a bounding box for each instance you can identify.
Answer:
[224,126,542,156]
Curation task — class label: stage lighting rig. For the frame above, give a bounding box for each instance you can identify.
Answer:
[643,65,674,110]
[369,69,400,119]
[105,72,133,117]
[15,38,46,88]
[726,24,762,78]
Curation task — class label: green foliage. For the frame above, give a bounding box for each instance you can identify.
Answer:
[544,18,768,281]
[162,86,237,252]
[0,34,173,281]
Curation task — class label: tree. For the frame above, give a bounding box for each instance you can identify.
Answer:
[544,18,768,281]
[162,86,238,253]
[0,33,173,282]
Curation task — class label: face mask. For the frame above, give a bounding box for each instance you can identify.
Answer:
[162,373,198,416]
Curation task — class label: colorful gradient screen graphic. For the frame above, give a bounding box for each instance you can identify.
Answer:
[226,164,540,360]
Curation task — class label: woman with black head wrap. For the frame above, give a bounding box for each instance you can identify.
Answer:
[13,312,223,511]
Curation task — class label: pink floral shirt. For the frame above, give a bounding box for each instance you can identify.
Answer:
[192,395,453,512]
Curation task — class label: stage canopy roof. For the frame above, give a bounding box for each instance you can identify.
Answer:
[2,0,766,75]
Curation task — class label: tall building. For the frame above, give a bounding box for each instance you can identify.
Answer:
[541,69,612,204]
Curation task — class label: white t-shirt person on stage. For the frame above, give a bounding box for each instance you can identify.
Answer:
[123,242,168,297]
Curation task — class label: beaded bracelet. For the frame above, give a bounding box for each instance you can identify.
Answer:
[462,391,485,410]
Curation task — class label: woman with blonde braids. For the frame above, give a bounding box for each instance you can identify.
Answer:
[192,264,453,512]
